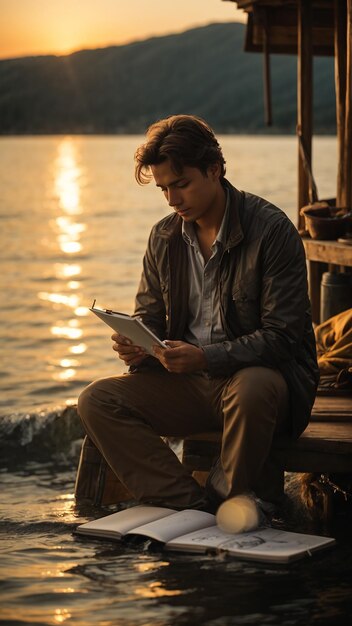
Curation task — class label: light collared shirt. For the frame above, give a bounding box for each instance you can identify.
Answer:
[182,189,230,347]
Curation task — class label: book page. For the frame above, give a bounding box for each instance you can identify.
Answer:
[167,526,335,563]
[221,528,335,562]
[166,525,231,552]
[76,506,175,539]
[127,509,216,543]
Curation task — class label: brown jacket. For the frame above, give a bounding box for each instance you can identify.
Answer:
[134,181,319,437]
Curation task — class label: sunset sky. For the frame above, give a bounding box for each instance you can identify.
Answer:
[0,0,245,60]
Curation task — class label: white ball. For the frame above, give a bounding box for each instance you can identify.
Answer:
[216,495,260,534]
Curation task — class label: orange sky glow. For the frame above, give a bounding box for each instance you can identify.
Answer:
[0,0,246,60]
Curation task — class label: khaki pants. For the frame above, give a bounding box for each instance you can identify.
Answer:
[77,366,289,509]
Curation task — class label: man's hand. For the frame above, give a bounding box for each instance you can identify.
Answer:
[153,340,207,374]
[112,333,147,366]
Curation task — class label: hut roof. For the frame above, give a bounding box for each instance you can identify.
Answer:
[225,0,352,214]
[225,0,334,55]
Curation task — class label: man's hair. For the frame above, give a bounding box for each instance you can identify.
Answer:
[134,114,226,184]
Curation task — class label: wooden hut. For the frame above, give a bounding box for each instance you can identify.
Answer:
[225,0,352,323]
[75,1,352,519]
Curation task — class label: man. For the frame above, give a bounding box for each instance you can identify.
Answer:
[78,114,319,528]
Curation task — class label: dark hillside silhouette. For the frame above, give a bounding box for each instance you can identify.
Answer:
[0,23,335,134]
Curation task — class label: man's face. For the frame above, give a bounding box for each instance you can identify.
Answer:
[151,159,222,225]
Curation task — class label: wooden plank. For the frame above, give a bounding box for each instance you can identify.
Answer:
[273,448,352,472]
[274,421,352,472]
[312,395,352,420]
[303,238,352,266]
[296,421,352,446]
[234,1,335,10]
[183,421,352,449]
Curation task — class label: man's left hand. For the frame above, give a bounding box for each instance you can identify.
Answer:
[153,340,207,373]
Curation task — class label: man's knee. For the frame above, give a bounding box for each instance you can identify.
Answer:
[223,367,288,422]
[78,377,117,426]
[78,381,98,426]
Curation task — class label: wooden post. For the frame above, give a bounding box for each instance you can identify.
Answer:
[262,13,272,127]
[334,0,347,207]
[297,0,313,229]
[344,0,352,208]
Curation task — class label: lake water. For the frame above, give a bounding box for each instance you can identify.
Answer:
[2,135,352,626]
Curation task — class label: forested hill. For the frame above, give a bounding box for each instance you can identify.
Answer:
[0,22,335,134]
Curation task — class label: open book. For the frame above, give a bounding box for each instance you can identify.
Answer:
[75,506,335,564]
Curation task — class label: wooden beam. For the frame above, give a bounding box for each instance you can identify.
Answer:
[262,14,273,126]
[345,0,352,208]
[297,0,314,229]
[334,0,347,207]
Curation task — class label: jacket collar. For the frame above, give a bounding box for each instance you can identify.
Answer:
[223,180,244,250]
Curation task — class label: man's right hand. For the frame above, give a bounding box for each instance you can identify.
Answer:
[111,333,147,366]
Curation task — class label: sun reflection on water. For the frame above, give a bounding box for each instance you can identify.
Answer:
[39,138,89,385]
[56,216,85,254]
[60,358,79,368]
[69,343,87,355]
[74,306,89,316]
[134,581,183,598]
[133,560,182,599]
[51,323,83,340]
[39,292,80,308]
[55,139,83,216]
[134,560,169,574]
[56,368,76,381]
[54,608,72,623]
[54,263,81,279]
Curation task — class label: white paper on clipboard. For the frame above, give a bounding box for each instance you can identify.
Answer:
[90,305,166,355]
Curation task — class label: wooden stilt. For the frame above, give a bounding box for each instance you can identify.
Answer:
[297,0,313,229]
[262,13,272,127]
[344,0,352,208]
[334,0,347,207]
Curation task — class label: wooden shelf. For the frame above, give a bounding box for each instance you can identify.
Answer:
[302,238,352,266]
[301,238,352,323]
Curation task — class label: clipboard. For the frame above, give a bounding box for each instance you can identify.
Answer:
[90,302,166,355]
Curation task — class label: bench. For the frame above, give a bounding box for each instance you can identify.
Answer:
[183,397,352,476]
